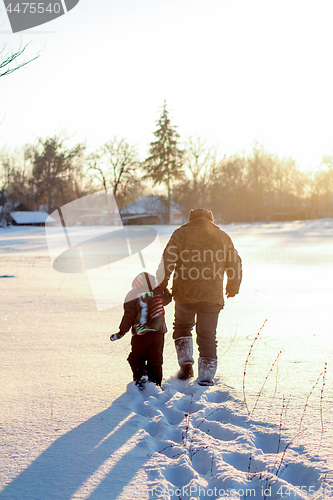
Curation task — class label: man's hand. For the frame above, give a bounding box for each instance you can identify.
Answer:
[161,287,173,306]
[226,290,237,298]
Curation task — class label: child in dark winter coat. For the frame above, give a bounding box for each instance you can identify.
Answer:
[110,272,172,390]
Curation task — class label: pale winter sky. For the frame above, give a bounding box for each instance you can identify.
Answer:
[1,0,333,171]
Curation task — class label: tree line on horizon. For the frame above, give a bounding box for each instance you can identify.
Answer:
[1,101,333,224]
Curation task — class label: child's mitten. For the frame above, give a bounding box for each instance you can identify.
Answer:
[110,331,125,341]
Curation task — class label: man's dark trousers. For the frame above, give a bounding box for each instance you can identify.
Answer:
[173,303,219,359]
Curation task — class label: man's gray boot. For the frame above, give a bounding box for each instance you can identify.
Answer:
[197,357,217,386]
[175,337,194,379]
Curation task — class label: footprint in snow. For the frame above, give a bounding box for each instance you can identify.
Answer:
[145,413,170,438]
[196,419,241,442]
[191,447,214,476]
[204,390,230,404]
[224,451,267,475]
[204,405,249,427]
[278,461,321,490]
[163,456,196,487]
[133,400,161,418]
[254,430,286,454]
[152,439,184,459]
[171,393,205,414]
[160,404,185,425]
[158,426,183,445]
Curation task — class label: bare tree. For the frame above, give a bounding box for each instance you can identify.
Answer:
[89,137,141,206]
[0,42,39,220]
[212,153,249,222]
[0,147,34,226]
[31,134,85,212]
[183,136,218,206]
[0,43,39,78]
[311,155,333,217]
[0,148,30,205]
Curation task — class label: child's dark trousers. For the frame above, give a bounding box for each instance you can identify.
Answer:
[127,331,164,386]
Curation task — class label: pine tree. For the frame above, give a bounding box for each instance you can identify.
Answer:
[145,101,184,224]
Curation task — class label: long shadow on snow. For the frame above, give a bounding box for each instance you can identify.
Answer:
[0,391,149,500]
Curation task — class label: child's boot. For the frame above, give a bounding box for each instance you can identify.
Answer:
[135,374,148,390]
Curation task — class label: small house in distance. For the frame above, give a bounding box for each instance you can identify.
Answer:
[120,195,186,225]
[0,195,53,227]
[7,211,52,226]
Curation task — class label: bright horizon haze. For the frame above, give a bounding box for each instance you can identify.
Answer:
[1,0,333,171]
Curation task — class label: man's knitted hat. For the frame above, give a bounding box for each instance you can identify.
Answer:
[188,208,214,222]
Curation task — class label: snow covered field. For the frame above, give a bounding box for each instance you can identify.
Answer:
[1,220,333,499]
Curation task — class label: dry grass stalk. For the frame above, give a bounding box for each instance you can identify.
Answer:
[275,428,306,477]
[276,395,286,454]
[320,361,327,433]
[298,371,323,433]
[243,319,267,414]
[251,350,282,416]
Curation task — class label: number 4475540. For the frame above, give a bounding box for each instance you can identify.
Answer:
[5,3,62,14]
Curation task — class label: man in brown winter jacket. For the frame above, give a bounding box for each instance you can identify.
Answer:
[157,208,242,386]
